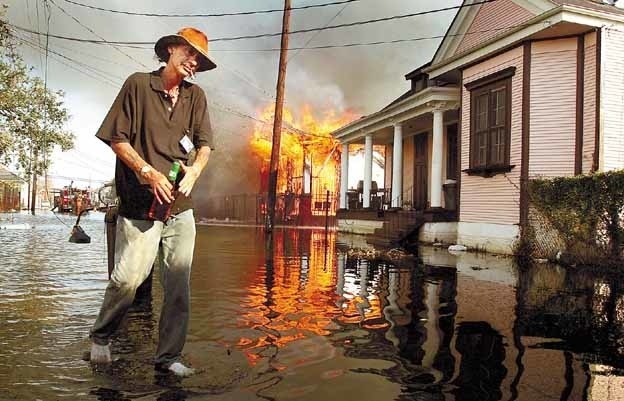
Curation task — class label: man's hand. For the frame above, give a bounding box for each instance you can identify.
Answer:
[178,163,200,197]
[145,169,174,204]
[111,142,176,204]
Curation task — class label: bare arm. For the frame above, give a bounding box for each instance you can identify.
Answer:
[178,146,211,196]
[111,142,174,203]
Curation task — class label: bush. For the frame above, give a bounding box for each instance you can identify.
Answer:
[527,170,624,265]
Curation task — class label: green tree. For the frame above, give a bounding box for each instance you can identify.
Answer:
[0,7,74,209]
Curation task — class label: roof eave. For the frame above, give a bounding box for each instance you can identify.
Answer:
[426,4,624,79]
[331,87,460,141]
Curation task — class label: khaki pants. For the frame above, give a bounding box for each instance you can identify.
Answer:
[91,209,196,367]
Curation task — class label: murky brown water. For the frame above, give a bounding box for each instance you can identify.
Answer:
[2,211,624,400]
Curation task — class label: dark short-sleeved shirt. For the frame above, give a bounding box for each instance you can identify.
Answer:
[96,69,214,220]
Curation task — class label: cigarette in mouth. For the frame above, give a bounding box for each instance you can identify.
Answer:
[190,70,195,80]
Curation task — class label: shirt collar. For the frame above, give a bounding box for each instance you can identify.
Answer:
[150,68,191,98]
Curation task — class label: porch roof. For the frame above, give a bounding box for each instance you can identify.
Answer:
[0,165,24,184]
[331,86,460,144]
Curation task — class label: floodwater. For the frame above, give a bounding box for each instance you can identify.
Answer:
[1,212,624,400]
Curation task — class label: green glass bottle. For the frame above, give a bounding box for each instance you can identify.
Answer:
[148,161,181,221]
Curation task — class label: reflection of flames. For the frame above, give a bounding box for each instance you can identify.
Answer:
[233,230,403,369]
[249,104,357,201]
[236,230,342,367]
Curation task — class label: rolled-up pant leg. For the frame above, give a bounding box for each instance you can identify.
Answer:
[155,209,196,367]
[91,216,162,345]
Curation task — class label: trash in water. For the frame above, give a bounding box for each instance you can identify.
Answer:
[69,209,92,244]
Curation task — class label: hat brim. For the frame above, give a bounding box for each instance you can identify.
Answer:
[155,34,217,72]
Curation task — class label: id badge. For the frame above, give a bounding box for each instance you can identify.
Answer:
[180,134,194,154]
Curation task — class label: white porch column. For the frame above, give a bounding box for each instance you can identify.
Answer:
[339,142,349,209]
[391,123,403,208]
[363,134,373,208]
[431,108,444,208]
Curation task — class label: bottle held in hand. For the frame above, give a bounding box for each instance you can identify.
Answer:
[148,161,181,222]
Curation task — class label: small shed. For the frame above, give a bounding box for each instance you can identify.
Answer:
[0,165,24,212]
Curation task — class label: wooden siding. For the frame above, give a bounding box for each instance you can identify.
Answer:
[583,31,597,174]
[601,28,624,171]
[461,46,524,225]
[455,0,535,56]
[0,183,21,212]
[529,38,577,178]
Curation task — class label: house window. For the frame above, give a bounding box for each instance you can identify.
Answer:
[464,67,515,176]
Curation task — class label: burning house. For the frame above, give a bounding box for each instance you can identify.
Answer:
[250,105,355,227]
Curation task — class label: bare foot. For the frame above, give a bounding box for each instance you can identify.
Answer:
[168,362,195,377]
[90,343,111,364]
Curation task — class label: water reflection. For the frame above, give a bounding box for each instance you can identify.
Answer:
[4,213,624,400]
[514,261,624,400]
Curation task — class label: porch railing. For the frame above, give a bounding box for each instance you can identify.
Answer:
[344,184,418,211]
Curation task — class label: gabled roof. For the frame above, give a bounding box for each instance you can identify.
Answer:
[431,0,553,66]
[430,0,623,67]
[0,165,24,183]
[424,0,624,78]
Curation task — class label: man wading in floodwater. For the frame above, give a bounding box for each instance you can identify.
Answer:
[89,27,216,377]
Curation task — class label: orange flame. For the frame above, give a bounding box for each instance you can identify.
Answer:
[249,104,357,200]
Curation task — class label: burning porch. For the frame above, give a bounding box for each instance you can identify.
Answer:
[202,104,356,227]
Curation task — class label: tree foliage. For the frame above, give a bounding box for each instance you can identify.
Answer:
[0,7,74,176]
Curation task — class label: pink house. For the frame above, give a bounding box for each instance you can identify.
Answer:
[333,0,624,255]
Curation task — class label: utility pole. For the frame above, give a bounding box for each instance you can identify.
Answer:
[266,0,291,233]
[30,149,37,214]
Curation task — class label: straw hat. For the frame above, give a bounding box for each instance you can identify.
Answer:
[155,27,217,72]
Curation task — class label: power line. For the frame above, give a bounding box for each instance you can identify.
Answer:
[13,34,328,154]
[9,0,499,44]
[208,101,333,139]
[47,174,109,183]
[11,30,123,88]
[58,0,360,18]
[13,32,325,141]
[48,0,150,69]
[13,30,124,85]
[287,0,351,63]
[56,153,114,176]
[214,0,499,43]
[35,0,45,74]
[212,24,529,52]
[117,23,527,53]
[44,39,138,69]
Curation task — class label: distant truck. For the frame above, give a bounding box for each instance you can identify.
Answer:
[53,187,93,214]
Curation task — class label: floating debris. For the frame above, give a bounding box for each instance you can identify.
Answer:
[347,248,381,259]
[346,247,417,266]
[0,224,33,230]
